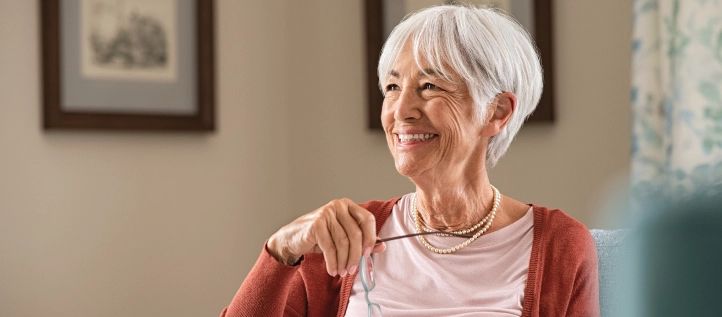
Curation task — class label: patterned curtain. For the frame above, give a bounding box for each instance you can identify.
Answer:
[631,0,722,201]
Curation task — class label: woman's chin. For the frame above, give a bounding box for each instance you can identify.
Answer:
[394,162,427,179]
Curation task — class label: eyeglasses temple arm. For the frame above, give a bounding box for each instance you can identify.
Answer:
[375,231,472,245]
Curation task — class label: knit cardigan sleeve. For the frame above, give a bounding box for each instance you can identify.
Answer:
[219,199,398,317]
[219,243,308,317]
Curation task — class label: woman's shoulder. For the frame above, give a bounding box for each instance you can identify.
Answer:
[358,197,403,231]
[358,197,401,214]
[530,204,596,254]
[531,204,589,232]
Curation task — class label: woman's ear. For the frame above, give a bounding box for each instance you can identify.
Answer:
[481,92,517,137]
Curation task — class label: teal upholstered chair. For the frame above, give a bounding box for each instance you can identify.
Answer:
[590,196,722,317]
[590,229,630,317]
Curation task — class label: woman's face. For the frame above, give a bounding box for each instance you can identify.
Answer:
[381,44,491,180]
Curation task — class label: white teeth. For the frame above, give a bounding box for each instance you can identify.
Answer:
[397,133,436,142]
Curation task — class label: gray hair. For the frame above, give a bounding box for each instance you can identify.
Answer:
[378,5,543,168]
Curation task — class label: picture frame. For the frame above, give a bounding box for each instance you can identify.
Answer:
[364,0,554,129]
[41,0,215,131]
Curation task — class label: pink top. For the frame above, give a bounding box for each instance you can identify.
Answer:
[345,193,534,316]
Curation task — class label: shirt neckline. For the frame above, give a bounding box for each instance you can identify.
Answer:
[399,193,534,249]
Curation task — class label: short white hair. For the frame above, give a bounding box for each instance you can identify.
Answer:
[378,5,543,168]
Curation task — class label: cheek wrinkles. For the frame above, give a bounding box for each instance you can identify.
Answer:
[432,96,470,163]
[438,126,455,164]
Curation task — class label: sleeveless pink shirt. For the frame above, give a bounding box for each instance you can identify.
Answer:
[345,193,534,316]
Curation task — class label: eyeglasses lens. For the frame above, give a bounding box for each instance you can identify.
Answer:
[361,256,376,290]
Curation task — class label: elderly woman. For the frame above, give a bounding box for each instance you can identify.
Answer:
[222,5,598,317]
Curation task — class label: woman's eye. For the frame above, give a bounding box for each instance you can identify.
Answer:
[385,84,400,92]
[423,83,439,90]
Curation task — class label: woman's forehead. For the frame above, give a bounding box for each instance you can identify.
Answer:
[387,51,460,82]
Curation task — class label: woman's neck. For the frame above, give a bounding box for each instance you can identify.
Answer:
[412,170,495,232]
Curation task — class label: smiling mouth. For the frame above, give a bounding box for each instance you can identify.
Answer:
[396,133,439,142]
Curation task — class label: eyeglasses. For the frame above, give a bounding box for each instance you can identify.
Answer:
[359,231,472,317]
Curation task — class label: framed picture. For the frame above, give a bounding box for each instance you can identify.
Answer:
[365,0,554,129]
[41,0,214,130]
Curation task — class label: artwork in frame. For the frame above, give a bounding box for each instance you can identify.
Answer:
[365,0,554,129]
[41,0,214,130]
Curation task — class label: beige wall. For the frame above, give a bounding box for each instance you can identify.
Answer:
[0,1,291,316]
[286,1,414,214]
[0,0,631,316]
[490,1,633,226]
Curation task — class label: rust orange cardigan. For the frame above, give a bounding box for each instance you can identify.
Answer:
[221,198,600,317]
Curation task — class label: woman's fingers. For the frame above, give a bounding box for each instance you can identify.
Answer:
[335,200,365,275]
[313,219,339,276]
[372,241,386,253]
[267,198,377,277]
[347,201,378,257]
[328,211,351,276]
[316,199,376,277]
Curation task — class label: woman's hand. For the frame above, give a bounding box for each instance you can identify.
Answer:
[266,198,384,276]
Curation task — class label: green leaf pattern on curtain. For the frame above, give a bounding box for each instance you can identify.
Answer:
[631,0,722,200]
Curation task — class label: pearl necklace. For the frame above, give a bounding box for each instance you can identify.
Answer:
[412,185,501,254]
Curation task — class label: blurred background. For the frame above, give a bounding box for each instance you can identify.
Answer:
[0,0,633,316]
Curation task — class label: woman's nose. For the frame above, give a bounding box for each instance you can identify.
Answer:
[392,89,422,122]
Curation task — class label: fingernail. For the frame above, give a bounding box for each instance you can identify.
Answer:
[349,265,358,275]
[340,268,347,277]
[363,247,371,257]
[331,269,337,276]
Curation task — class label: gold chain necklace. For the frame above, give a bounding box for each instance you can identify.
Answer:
[412,185,501,254]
